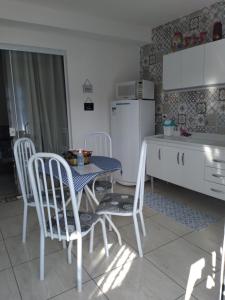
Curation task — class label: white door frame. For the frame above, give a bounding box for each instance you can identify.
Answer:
[0,42,73,149]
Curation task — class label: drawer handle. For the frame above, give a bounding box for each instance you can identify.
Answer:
[210,188,224,194]
[182,153,184,166]
[212,174,225,179]
[213,159,225,164]
[177,152,180,165]
[158,149,161,160]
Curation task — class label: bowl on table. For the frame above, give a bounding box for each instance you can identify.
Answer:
[63,150,92,166]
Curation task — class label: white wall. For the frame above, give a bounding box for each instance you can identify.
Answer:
[0,22,140,147]
[0,0,151,44]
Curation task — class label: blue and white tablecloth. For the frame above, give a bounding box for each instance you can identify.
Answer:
[46,156,121,192]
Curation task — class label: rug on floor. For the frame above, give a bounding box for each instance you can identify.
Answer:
[144,192,220,230]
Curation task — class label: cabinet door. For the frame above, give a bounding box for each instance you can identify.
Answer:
[146,142,164,179]
[163,51,182,90]
[204,39,225,85]
[181,45,205,88]
[162,146,182,185]
[179,148,205,192]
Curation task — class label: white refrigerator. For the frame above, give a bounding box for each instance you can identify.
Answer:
[111,100,155,185]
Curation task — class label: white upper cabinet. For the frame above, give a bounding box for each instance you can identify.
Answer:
[181,45,205,88]
[163,51,182,90]
[204,39,225,85]
[163,39,225,90]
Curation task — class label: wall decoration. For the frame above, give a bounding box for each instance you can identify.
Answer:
[82,79,93,94]
[84,97,94,111]
[213,21,222,41]
[140,0,225,134]
[171,32,183,51]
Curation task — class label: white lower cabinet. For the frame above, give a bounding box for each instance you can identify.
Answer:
[147,137,225,201]
[147,141,205,195]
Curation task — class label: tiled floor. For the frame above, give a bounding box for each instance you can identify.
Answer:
[0,180,224,300]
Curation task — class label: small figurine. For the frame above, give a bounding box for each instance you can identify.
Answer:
[172,32,183,51]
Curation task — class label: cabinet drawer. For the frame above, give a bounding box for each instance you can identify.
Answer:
[204,182,225,201]
[204,148,225,169]
[205,167,225,186]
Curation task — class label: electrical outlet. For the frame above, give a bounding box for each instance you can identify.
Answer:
[9,127,16,137]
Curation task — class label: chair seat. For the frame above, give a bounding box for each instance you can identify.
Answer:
[88,180,112,192]
[47,210,100,235]
[96,193,134,214]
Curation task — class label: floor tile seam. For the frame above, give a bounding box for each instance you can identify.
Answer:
[46,278,108,300]
[145,215,191,237]
[145,253,220,297]
[141,235,181,256]
[0,212,24,220]
[44,277,92,300]
[0,265,12,273]
[71,243,140,281]
[11,248,64,269]
[3,234,23,300]
[92,277,110,300]
[1,226,40,241]
[174,293,198,300]
[192,268,221,292]
[180,235,223,261]
[143,255,186,291]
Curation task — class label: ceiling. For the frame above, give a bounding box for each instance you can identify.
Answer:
[16,0,217,27]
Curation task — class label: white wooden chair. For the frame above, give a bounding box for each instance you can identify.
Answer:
[13,138,36,243]
[96,140,147,257]
[28,152,109,292]
[84,131,113,194]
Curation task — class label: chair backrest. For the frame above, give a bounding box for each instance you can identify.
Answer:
[133,140,147,213]
[84,132,112,157]
[28,152,81,241]
[13,138,36,204]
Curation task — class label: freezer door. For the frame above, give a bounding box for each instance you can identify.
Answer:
[111,101,140,185]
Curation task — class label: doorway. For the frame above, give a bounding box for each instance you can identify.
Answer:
[0,48,69,201]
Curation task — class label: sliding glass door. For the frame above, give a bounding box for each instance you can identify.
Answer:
[2,49,69,154]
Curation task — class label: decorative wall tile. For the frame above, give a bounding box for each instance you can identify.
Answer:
[140,1,225,134]
[178,114,186,125]
[196,102,206,114]
[219,88,225,101]
[189,16,200,31]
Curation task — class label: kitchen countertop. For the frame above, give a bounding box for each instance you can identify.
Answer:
[145,133,225,150]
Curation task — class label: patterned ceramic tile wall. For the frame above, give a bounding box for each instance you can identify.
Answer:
[140,1,225,134]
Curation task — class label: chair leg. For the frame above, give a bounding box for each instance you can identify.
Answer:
[105,215,122,246]
[62,240,67,249]
[68,240,73,264]
[133,215,143,258]
[139,212,146,236]
[40,232,45,280]
[77,237,82,292]
[99,218,109,257]
[108,215,112,232]
[89,227,94,253]
[86,192,95,212]
[22,204,28,243]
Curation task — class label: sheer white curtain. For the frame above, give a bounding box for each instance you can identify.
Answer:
[2,50,69,153]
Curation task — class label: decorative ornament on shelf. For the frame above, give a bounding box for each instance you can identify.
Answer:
[213,21,222,41]
[171,32,183,51]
